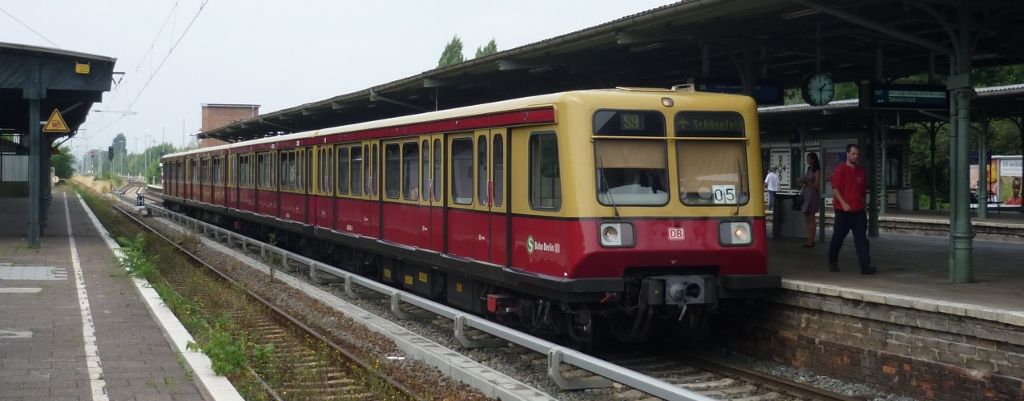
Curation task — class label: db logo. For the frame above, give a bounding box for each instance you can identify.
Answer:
[856,177,863,184]
[668,227,685,240]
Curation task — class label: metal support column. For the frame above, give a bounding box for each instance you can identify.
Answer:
[947,87,958,274]
[977,118,988,219]
[28,99,42,246]
[867,126,879,237]
[950,88,974,282]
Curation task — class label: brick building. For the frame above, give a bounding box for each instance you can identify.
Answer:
[200,104,259,148]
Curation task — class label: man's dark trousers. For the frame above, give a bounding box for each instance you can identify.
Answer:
[828,209,871,269]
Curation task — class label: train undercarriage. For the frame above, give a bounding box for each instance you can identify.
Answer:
[169,200,719,348]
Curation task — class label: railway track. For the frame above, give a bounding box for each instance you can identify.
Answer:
[107,195,420,401]
[119,193,874,401]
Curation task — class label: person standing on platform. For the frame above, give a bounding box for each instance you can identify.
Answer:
[797,152,821,247]
[764,167,780,210]
[827,144,876,274]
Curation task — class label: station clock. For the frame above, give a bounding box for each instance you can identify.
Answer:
[801,73,835,106]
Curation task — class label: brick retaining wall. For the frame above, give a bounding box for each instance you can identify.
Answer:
[715,291,1024,400]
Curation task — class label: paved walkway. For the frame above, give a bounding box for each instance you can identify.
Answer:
[0,189,207,401]
[768,229,1024,326]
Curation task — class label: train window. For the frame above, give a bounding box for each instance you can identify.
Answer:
[213,157,222,186]
[432,139,441,202]
[351,146,363,196]
[280,150,296,191]
[451,138,473,205]
[421,140,429,202]
[403,142,419,201]
[257,152,275,189]
[593,110,666,137]
[257,154,264,188]
[594,139,669,206]
[337,147,350,195]
[238,155,249,187]
[371,144,379,196]
[493,134,504,207]
[477,135,488,206]
[529,132,561,210]
[384,143,400,199]
[676,141,750,206]
[673,111,745,138]
[320,148,334,195]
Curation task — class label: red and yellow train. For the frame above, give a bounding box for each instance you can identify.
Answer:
[163,87,779,344]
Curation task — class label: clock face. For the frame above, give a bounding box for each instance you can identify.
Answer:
[802,74,835,105]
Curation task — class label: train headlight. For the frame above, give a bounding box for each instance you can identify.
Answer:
[719,221,753,246]
[599,222,635,248]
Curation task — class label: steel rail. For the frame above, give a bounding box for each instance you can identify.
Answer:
[683,353,864,401]
[107,200,425,401]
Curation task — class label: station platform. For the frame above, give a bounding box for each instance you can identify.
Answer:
[0,189,236,401]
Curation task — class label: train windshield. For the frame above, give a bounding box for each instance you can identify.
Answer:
[593,110,669,206]
[674,111,750,206]
[595,139,669,206]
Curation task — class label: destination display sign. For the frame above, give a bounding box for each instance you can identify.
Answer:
[688,77,785,105]
[863,83,949,110]
[675,111,745,138]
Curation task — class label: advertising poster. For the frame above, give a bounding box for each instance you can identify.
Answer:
[999,158,1022,206]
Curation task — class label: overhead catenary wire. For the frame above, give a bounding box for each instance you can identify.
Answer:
[91,0,211,136]
[0,6,60,48]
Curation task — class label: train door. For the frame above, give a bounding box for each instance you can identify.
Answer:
[447,134,475,258]
[355,141,379,237]
[314,145,334,229]
[472,130,507,263]
[490,131,508,265]
[416,138,430,249]
[304,147,313,224]
[428,135,444,252]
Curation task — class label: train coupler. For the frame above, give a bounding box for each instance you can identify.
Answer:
[644,275,717,306]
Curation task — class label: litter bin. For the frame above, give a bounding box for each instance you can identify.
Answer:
[772,194,807,239]
[136,194,144,207]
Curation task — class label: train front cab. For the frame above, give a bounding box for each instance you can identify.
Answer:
[502,89,780,343]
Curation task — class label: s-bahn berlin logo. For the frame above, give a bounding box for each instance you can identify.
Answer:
[526,235,560,255]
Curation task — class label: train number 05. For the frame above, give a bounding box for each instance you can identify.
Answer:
[712,185,736,204]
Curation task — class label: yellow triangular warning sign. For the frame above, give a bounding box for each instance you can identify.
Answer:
[43,109,70,133]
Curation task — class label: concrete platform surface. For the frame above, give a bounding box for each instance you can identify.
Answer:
[0,190,214,401]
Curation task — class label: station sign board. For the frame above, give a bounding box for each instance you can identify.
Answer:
[688,78,785,105]
[862,83,949,110]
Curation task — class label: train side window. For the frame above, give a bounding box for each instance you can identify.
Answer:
[451,138,473,205]
[529,132,561,210]
[337,147,350,195]
[477,135,488,206]
[351,146,363,196]
[256,154,263,188]
[421,140,429,202]
[322,148,334,195]
[384,143,400,199]
[403,141,419,200]
[371,144,379,196]
[280,150,295,191]
[213,157,221,185]
[493,134,504,207]
[432,139,441,202]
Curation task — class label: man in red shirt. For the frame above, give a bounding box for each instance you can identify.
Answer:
[827,144,876,274]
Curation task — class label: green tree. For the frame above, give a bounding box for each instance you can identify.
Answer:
[51,146,76,178]
[475,39,497,58]
[438,35,465,68]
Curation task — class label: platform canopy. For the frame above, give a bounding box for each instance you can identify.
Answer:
[199,0,1024,143]
[0,42,116,142]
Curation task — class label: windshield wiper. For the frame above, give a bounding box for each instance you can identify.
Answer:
[735,159,744,216]
[598,157,620,218]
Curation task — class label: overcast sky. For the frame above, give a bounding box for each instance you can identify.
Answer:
[2,0,675,158]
